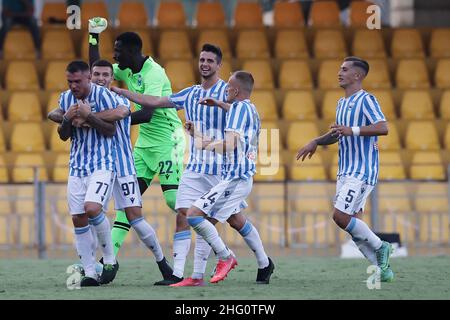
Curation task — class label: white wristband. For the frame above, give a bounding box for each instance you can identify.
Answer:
[351,127,360,136]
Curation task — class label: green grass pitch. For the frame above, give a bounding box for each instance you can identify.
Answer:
[1,256,450,300]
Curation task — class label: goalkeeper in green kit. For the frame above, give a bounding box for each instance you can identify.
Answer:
[88,18,186,284]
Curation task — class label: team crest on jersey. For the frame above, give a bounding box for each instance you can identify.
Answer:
[374,143,379,150]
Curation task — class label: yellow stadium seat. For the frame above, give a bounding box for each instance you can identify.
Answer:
[196,30,231,58]
[435,59,450,89]
[164,60,195,92]
[158,31,192,59]
[236,30,269,59]
[350,1,374,27]
[80,1,109,27]
[273,1,304,28]
[8,92,42,122]
[4,30,35,59]
[396,59,430,89]
[234,2,263,28]
[308,1,341,27]
[287,121,319,151]
[53,152,70,183]
[49,124,71,152]
[250,91,277,120]
[0,154,8,182]
[378,151,406,180]
[381,211,416,244]
[218,60,233,81]
[440,90,450,119]
[391,29,425,58]
[283,90,317,121]
[314,29,347,59]
[292,183,332,213]
[419,211,449,243]
[156,2,185,28]
[42,30,75,60]
[410,151,445,180]
[11,123,45,152]
[45,61,70,91]
[430,29,450,58]
[196,2,226,28]
[378,183,411,213]
[18,216,34,246]
[352,29,386,58]
[257,214,284,246]
[405,121,440,150]
[251,183,285,214]
[241,60,274,89]
[400,90,435,120]
[322,89,344,120]
[378,121,401,150]
[369,90,396,120]
[12,153,48,182]
[14,185,35,216]
[254,165,285,182]
[81,30,114,60]
[275,30,308,59]
[6,61,39,90]
[318,60,342,89]
[118,1,149,27]
[0,188,12,214]
[290,153,327,181]
[46,92,61,114]
[0,129,5,152]
[414,183,448,213]
[41,2,67,26]
[279,60,313,89]
[445,123,450,150]
[364,59,391,89]
[259,121,281,152]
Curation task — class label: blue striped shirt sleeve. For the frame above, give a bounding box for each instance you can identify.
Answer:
[363,94,386,124]
[225,102,248,135]
[116,95,131,109]
[100,88,118,111]
[168,86,193,110]
[58,92,67,112]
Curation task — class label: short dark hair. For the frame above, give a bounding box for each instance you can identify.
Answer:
[66,60,90,73]
[233,71,254,94]
[116,31,142,52]
[92,59,113,74]
[201,43,222,63]
[344,56,370,75]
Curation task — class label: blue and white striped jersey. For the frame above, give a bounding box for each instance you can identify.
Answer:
[335,89,386,185]
[112,92,135,177]
[58,83,117,177]
[169,79,228,175]
[223,99,260,181]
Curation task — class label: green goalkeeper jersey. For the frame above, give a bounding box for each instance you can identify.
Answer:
[113,57,183,148]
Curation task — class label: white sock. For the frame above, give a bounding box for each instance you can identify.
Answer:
[89,212,115,265]
[188,216,230,260]
[354,238,377,265]
[239,220,269,268]
[192,235,212,279]
[89,224,98,254]
[172,230,191,278]
[345,217,382,251]
[130,217,164,262]
[74,225,96,278]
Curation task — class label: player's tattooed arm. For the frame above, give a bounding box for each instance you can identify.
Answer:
[47,108,64,123]
[131,108,154,125]
[315,130,339,145]
[111,87,175,109]
[96,105,131,121]
[296,130,337,161]
[198,97,231,111]
[58,104,77,141]
[78,100,116,137]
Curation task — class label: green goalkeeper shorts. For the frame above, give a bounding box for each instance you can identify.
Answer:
[134,144,184,187]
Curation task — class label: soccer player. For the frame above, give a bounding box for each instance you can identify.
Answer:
[48,60,174,283]
[296,56,394,282]
[111,46,274,286]
[57,60,118,287]
[88,18,186,266]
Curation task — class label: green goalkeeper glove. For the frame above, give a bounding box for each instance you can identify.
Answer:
[88,17,108,34]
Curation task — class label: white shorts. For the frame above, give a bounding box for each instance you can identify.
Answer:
[334,175,374,215]
[67,170,115,215]
[193,177,253,223]
[113,175,143,210]
[175,170,248,212]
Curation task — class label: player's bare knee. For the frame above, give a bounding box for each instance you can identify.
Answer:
[227,213,246,230]
[175,212,190,231]
[125,206,142,222]
[333,209,350,229]
[84,202,103,218]
[72,214,88,228]
[186,206,203,218]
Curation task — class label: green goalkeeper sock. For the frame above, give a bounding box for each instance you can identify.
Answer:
[111,210,130,256]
